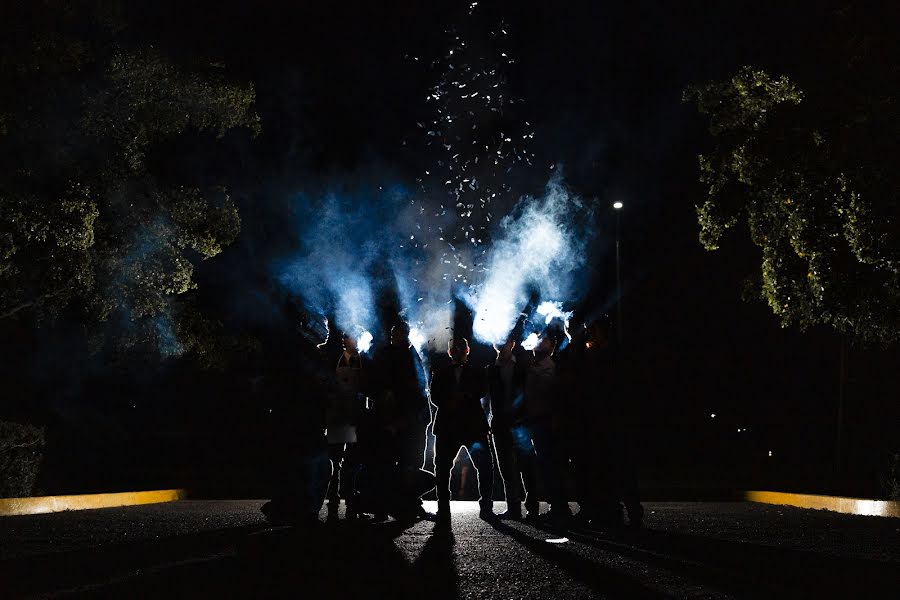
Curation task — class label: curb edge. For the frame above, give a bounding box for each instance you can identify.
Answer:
[0,489,187,517]
[745,490,900,518]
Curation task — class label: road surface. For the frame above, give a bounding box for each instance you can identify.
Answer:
[2,500,899,598]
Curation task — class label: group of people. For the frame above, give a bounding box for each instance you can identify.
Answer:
[261,317,642,532]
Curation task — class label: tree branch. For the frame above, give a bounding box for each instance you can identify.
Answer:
[0,301,35,320]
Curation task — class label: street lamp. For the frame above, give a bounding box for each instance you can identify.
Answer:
[613,201,623,345]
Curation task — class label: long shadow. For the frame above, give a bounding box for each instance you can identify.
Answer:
[487,520,668,599]
[411,526,460,600]
[0,523,267,597]
[561,525,900,597]
[232,522,424,598]
[49,521,425,598]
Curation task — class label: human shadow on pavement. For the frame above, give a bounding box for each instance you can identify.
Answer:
[233,523,417,598]
[0,524,266,598]
[411,525,459,600]
[559,525,900,597]
[487,520,668,599]
[233,519,461,599]
[51,520,461,599]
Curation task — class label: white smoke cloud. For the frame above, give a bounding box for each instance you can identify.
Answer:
[464,173,591,345]
[276,193,379,336]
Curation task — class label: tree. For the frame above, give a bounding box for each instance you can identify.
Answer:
[0,1,259,357]
[685,54,899,344]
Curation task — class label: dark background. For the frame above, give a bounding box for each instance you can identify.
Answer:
[4,0,898,499]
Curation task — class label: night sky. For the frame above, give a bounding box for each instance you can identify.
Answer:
[6,0,899,497]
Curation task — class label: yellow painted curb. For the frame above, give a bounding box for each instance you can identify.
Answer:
[745,490,900,518]
[0,489,187,517]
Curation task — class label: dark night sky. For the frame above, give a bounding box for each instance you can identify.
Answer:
[174,1,893,483]
[9,1,899,495]
[139,1,900,475]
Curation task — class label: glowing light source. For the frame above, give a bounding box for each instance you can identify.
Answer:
[358,330,373,354]
[710,413,716,419]
[768,450,773,457]
[466,175,591,346]
[409,327,426,353]
[536,300,573,326]
[613,201,623,209]
[521,332,539,351]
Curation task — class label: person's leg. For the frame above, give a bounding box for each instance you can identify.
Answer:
[531,420,569,520]
[433,434,459,521]
[397,420,429,514]
[326,443,345,519]
[342,442,360,518]
[299,443,332,525]
[511,424,539,517]
[615,430,643,527]
[467,435,495,518]
[590,430,622,528]
[492,426,523,508]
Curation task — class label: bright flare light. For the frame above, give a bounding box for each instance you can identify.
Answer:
[471,218,563,345]
[468,176,588,346]
[409,327,427,353]
[358,330,373,353]
[521,332,539,351]
[536,300,573,326]
[613,201,623,209]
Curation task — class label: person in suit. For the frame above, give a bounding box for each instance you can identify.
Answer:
[486,337,538,520]
[430,338,494,524]
[371,322,432,521]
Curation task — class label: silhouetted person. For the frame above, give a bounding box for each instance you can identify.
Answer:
[580,318,644,530]
[325,332,368,521]
[487,337,538,520]
[260,342,331,527]
[372,322,432,520]
[430,338,494,524]
[524,334,569,525]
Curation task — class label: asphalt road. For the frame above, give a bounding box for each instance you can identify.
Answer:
[2,500,899,598]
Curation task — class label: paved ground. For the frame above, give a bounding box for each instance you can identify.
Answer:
[2,500,899,598]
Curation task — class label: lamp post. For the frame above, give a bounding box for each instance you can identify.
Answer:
[613,201,623,345]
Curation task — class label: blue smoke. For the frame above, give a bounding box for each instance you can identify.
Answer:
[463,172,593,345]
[275,190,389,337]
[273,172,594,353]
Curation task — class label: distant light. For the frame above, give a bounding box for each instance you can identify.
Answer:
[710,413,716,419]
[613,201,624,209]
[768,450,773,457]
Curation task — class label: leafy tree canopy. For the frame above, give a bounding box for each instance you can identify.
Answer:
[685,24,900,345]
[0,1,259,360]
